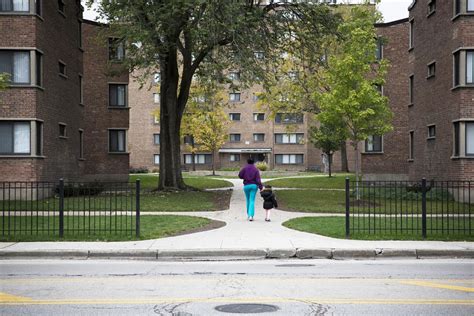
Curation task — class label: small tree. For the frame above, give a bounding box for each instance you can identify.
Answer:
[316,5,392,198]
[0,73,10,90]
[309,122,345,177]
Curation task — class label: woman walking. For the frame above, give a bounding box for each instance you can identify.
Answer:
[238,158,263,221]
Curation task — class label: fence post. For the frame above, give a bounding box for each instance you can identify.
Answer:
[345,177,350,239]
[135,179,140,238]
[421,178,427,239]
[59,178,64,238]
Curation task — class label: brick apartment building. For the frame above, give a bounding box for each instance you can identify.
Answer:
[0,0,129,182]
[362,0,474,181]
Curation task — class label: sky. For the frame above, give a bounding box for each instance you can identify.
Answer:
[82,0,413,24]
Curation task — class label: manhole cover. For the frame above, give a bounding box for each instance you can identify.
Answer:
[275,264,315,267]
[215,303,279,314]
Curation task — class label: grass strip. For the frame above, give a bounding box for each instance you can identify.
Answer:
[0,215,214,242]
[283,216,474,241]
[264,174,355,189]
[129,174,233,190]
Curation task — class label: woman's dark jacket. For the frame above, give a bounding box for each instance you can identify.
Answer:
[260,189,278,210]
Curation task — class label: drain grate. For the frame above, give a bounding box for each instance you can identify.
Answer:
[215,303,279,314]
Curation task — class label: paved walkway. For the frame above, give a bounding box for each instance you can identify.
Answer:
[0,178,472,258]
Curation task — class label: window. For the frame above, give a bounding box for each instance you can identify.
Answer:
[454,51,460,86]
[409,131,414,160]
[467,51,473,84]
[229,92,241,102]
[288,71,298,80]
[466,122,474,155]
[275,154,303,165]
[469,0,474,12]
[230,154,240,162]
[109,130,126,153]
[253,133,265,142]
[365,135,382,152]
[275,113,304,124]
[109,84,127,107]
[427,62,436,78]
[375,38,383,60]
[275,133,304,144]
[59,123,67,138]
[0,121,30,154]
[79,130,84,159]
[58,0,65,13]
[184,154,212,164]
[428,0,436,15]
[154,154,160,165]
[58,61,67,77]
[409,19,414,49]
[108,38,125,61]
[0,51,30,84]
[78,20,82,48]
[153,73,160,84]
[252,93,261,101]
[455,0,461,15]
[229,113,241,121]
[153,93,160,104]
[183,135,193,144]
[409,75,414,104]
[228,72,240,81]
[35,0,41,15]
[253,113,265,121]
[79,74,83,104]
[454,122,460,157]
[428,125,436,139]
[0,0,29,12]
[254,51,264,59]
[36,121,42,156]
[230,134,241,142]
[35,51,42,86]
[154,115,159,124]
[153,133,160,145]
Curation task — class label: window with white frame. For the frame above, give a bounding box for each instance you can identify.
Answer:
[469,0,474,12]
[453,50,473,86]
[109,129,126,153]
[153,133,160,145]
[58,61,67,77]
[275,133,304,144]
[108,38,125,61]
[253,113,265,121]
[35,51,42,86]
[0,51,30,84]
[229,113,241,121]
[230,154,240,162]
[0,121,30,154]
[254,51,264,59]
[275,154,303,165]
[375,38,383,60]
[365,135,382,152]
[184,154,212,164]
[59,123,67,138]
[153,93,160,104]
[427,62,436,78]
[109,84,127,107]
[253,133,265,142]
[229,134,241,142]
[275,113,303,124]
[454,122,474,156]
[229,92,241,102]
[467,51,473,84]
[466,122,474,156]
[428,125,436,139]
[0,0,29,12]
[228,71,240,81]
[154,154,160,165]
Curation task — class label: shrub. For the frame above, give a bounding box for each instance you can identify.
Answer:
[256,162,268,171]
[151,168,160,173]
[129,167,149,174]
[56,181,105,197]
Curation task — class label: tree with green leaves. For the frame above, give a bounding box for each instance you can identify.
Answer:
[309,121,346,177]
[315,4,392,196]
[0,73,10,90]
[88,0,341,190]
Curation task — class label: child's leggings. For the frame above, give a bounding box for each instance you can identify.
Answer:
[243,184,258,218]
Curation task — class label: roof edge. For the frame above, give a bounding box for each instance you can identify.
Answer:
[375,18,409,27]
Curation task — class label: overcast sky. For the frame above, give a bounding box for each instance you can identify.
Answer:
[82,0,413,24]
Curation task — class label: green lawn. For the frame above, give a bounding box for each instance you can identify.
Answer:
[129,174,233,190]
[283,217,474,241]
[265,174,355,189]
[276,190,346,213]
[0,215,215,242]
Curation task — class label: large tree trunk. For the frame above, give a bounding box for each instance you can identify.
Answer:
[340,141,349,172]
[158,49,187,190]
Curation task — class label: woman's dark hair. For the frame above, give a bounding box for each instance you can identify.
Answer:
[247,158,255,164]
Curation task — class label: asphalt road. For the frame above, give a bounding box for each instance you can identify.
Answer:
[0,259,473,315]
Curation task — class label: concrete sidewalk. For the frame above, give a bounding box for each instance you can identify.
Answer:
[1,178,473,260]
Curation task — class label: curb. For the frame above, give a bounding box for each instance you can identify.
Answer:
[1,248,473,260]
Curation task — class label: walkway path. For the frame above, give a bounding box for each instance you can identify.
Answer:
[1,178,472,254]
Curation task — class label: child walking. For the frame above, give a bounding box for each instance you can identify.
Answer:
[260,185,278,222]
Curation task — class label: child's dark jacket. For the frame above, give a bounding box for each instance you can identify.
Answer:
[260,189,278,210]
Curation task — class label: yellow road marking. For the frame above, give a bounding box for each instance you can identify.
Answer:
[0,292,33,303]
[400,280,474,293]
[0,295,473,306]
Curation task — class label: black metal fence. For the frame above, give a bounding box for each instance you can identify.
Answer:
[345,178,472,238]
[1,179,141,238]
